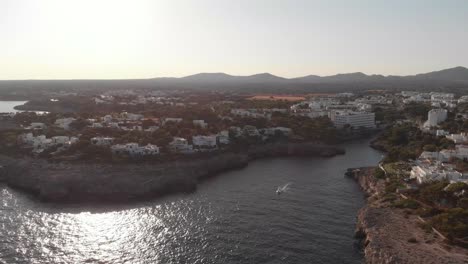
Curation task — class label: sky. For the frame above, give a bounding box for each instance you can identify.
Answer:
[1,0,468,80]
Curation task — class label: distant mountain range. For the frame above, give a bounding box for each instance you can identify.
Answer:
[152,66,468,84]
[1,66,467,96]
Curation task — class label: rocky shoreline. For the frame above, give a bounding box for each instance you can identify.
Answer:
[0,143,344,203]
[347,167,468,264]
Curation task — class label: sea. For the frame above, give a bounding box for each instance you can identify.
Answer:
[0,138,382,263]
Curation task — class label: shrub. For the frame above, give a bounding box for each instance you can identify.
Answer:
[393,199,420,209]
[374,168,386,179]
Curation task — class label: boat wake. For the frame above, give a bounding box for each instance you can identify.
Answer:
[276,183,292,195]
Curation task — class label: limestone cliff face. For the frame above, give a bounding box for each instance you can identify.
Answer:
[1,153,248,203]
[0,143,344,203]
[350,167,468,264]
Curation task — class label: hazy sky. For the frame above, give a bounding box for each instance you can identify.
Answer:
[1,0,468,79]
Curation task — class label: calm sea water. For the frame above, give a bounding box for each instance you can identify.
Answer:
[0,101,27,113]
[0,140,382,264]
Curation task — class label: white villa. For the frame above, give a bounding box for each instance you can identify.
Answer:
[111,143,160,156]
[19,133,78,153]
[329,110,376,129]
[446,133,468,144]
[410,162,464,184]
[192,135,218,151]
[424,109,447,128]
[193,120,208,128]
[121,112,144,121]
[217,130,230,145]
[163,118,183,125]
[168,137,194,154]
[230,109,267,118]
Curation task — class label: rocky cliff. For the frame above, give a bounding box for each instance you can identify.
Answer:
[0,143,344,203]
[349,167,468,264]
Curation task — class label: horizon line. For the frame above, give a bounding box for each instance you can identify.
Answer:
[0,66,466,82]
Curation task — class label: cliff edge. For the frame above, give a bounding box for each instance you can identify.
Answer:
[348,167,468,264]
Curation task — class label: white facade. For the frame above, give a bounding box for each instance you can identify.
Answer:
[436,130,449,136]
[217,130,230,145]
[19,133,78,152]
[102,115,113,123]
[446,133,468,144]
[329,111,376,129]
[192,135,217,149]
[111,143,159,156]
[410,164,463,184]
[424,109,447,128]
[193,120,208,128]
[121,112,144,121]
[458,95,468,104]
[169,137,194,153]
[419,145,468,162]
[230,109,267,118]
[431,93,455,104]
[163,118,183,125]
[91,122,104,128]
[51,136,78,145]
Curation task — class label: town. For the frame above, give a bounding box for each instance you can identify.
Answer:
[1,88,468,246]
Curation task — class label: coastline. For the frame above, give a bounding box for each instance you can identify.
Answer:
[0,142,344,203]
[348,167,468,264]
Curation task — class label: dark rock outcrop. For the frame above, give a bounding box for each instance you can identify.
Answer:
[0,143,344,203]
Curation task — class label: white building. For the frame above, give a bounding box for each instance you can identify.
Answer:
[163,118,183,125]
[217,130,230,145]
[168,137,194,154]
[90,137,114,146]
[329,111,376,129]
[458,95,468,104]
[230,109,267,118]
[410,163,463,184]
[102,115,113,123]
[51,136,78,145]
[424,109,447,128]
[19,133,77,152]
[91,122,104,128]
[436,130,449,136]
[419,145,468,163]
[431,93,455,104]
[193,120,208,128]
[121,112,144,121]
[111,143,160,156]
[440,145,468,161]
[356,103,372,112]
[55,118,76,130]
[192,135,218,150]
[402,93,431,104]
[446,133,468,144]
[292,110,328,119]
[145,126,160,132]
